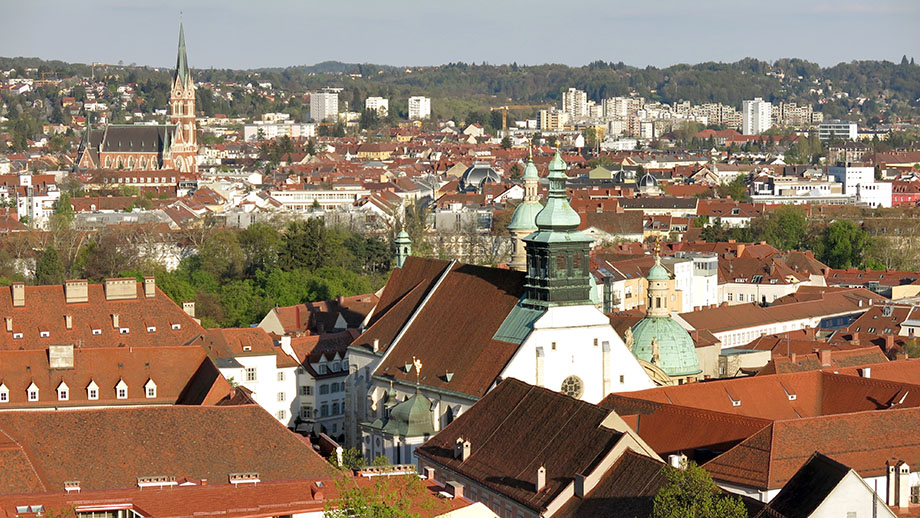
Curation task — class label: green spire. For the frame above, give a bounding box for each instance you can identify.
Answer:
[395,229,411,268]
[175,23,190,86]
[534,149,581,230]
[522,157,538,180]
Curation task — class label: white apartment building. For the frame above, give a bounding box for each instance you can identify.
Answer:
[408,96,431,120]
[562,88,589,119]
[742,98,772,135]
[828,165,892,208]
[269,187,371,211]
[604,97,629,119]
[242,121,316,142]
[310,91,339,122]
[818,120,858,141]
[538,108,569,131]
[364,96,389,116]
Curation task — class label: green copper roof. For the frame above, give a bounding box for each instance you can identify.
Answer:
[493,302,542,344]
[648,263,669,281]
[523,159,539,180]
[630,317,701,377]
[175,23,190,86]
[534,149,582,230]
[395,229,411,243]
[507,200,543,231]
[382,391,434,437]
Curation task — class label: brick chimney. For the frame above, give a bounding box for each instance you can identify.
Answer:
[820,350,832,367]
[446,481,464,499]
[885,335,895,352]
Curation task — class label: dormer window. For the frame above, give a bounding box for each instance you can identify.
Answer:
[171,323,181,330]
[27,383,39,402]
[87,380,99,400]
[119,328,130,335]
[146,326,156,333]
[0,383,8,403]
[115,379,128,400]
[57,382,69,401]
[40,331,50,338]
[145,379,157,399]
[13,333,22,339]
[92,329,102,336]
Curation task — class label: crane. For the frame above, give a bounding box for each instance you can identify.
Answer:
[490,104,552,136]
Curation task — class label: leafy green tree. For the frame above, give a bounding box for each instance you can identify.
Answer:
[239,222,281,275]
[716,176,750,202]
[815,220,870,269]
[280,219,350,271]
[500,135,512,149]
[324,473,433,518]
[198,229,245,281]
[653,462,747,518]
[754,205,808,251]
[34,246,66,285]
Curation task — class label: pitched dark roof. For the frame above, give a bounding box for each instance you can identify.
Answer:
[415,378,625,513]
[552,450,666,518]
[98,125,172,153]
[764,452,851,518]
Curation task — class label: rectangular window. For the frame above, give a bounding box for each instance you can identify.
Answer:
[300,386,308,396]
[277,410,286,420]
[88,389,98,400]
[0,392,7,402]
[619,375,625,383]
[147,387,156,398]
[278,392,286,402]
[40,331,49,338]
[28,390,38,402]
[245,368,257,382]
[117,388,127,399]
[277,372,285,382]
[58,390,68,401]
[119,328,130,335]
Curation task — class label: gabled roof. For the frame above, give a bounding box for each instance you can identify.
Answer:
[0,405,333,493]
[372,261,525,397]
[763,453,852,518]
[416,379,628,513]
[201,327,299,369]
[703,406,920,490]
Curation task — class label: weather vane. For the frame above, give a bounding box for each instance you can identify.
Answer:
[412,356,423,384]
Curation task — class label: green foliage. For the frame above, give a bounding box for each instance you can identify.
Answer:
[815,220,870,269]
[198,229,245,280]
[753,205,808,251]
[715,176,750,202]
[653,462,748,518]
[500,136,512,149]
[34,246,66,285]
[324,474,430,518]
[904,339,920,359]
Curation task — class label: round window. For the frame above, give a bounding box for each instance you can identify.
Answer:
[561,375,584,399]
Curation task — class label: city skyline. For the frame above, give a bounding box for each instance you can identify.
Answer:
[3,0,918,70]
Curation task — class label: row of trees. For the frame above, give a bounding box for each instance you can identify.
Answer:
[698,205,877,269]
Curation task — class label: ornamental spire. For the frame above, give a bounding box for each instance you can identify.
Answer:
[175,23,190,86]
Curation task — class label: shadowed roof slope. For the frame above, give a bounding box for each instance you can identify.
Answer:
[703,406,920,490]
[415,378,625,514]
[552,450,666,518]
[764,453,851,518]
[0,405,333,493]
[375,262,525,397]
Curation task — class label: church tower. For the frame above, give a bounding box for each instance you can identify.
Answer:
[168,23,198,173]
[521,149,594,310]
[506,150,543,271]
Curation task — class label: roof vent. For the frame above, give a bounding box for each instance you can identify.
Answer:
[65,280,89,304]
[137,476,177,488]
[229,472,260,486]
[64,480,81,493]
[104,278,137,301]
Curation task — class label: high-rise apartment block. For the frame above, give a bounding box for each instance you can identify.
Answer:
[562,88,589,119]
[408,96,431,120]
[364,96,389,117]
[310,90,339,122]
[742,97,772,135]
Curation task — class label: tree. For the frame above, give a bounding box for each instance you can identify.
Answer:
[500,136,512,149]
[653,462,747,518]
[34,246,66,285]
[238,222,281,275]
[324,473,435,518]
[815,220,870,269]
[754,205,808,251]
[197,229,245,281]
[716,176,750,202]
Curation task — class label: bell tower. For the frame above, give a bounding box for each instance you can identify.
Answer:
[521,149,594,310]
[168,23,198,172]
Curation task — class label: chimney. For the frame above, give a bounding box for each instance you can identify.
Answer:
[65,315,72,330]
[4,317,11,332]
[143,277,156,298]
[423,466,435,480]
[49,344,74,370]
[445,481,464,499]
[372,338,380,353]
[898,462,910,509]
[11,283,24,308]
[182,302,195,318]
[112,313,120,328]
[337,295,345,305]
[461,440,471,461]
[735,244,745,257]
[64,280,89,304]
[536,466,546,492]
[820,350,831,367]
[885,335,895,352]
[862,367,871,378]
[104,278,137,301]
[790,353,797,363]
[454,437,471,461]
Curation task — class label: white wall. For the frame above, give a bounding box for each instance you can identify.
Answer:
[815,472,897,518]
[218,355,297,426]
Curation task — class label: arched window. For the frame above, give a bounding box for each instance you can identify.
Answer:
[116,157,123,169]
[104,157,111,168]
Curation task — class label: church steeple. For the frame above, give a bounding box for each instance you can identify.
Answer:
[507,148,544,272]
[175,23,190,87]
[521,148,594,309]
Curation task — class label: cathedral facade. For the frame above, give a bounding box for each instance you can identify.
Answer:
[77,25,198,173]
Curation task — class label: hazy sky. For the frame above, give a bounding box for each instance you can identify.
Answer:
[3,0,918,69]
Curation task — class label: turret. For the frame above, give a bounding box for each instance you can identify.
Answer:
[395,230,411,269]
[507,149,543,271]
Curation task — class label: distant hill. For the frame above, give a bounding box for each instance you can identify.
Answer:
[257,61,398,75]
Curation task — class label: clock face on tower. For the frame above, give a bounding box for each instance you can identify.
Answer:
[561,375,584,399]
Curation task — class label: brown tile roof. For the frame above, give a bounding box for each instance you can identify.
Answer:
[703,406,920,490]
[600,396,771,458]
[0,282,204,351]
[0,405,334,493]
[620,370,920,421]
[351,257,452,354]
[756,347,889,376]
[0,346,227,408]
[201,328,299,368]
[416,378,627,514]
[374,262,525,397]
